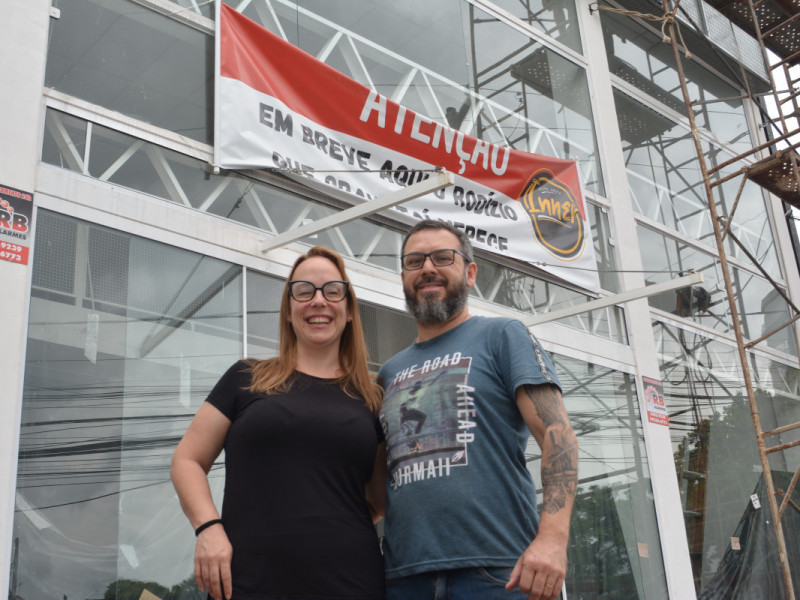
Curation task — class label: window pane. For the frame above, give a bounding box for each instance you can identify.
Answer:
[708,144,781,276]
[735,268,797,355]
[638,225,731,333]
[618,92,780,274]
[550,356,669,598]
[47,0,212,144]
[41,110,87,174]
[284,0,472,84]
[246,269,283,359]
[489,0,582,52]
[639,224,796,355]
[656,321,800,595]
[601,8,752,152]
[470,15,602,193]
[358,303,417,373]
[15,211,241,600]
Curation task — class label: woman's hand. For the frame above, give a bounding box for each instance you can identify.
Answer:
[194,522,233,600]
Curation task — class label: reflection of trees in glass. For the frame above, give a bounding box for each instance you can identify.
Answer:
[104,576,202,600]
[674,416,710,590]
[673,394,765,593]
[567,485,637,599]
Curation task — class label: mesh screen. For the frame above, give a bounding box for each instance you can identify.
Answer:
[32,210,77,294]
[86,227,130,306]
[359,301,416,372]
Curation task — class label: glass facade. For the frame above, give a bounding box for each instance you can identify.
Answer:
[485,0,582,53]
[550,357,668,598]
[601,7,753,153]
[601,5,800,597]
[13,211,661,599]
[46,0,213,144]
[5,0,798,598]
[13,211,417,600]
[41,106,625,342]
[656,319,800,594]
[614,89,780,275]
[638,224,797,355]
[17,211,240,600]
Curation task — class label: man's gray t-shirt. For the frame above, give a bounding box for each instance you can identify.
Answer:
[378,316,561,578]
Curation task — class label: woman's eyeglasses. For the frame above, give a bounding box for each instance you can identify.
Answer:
[288,280,349,302]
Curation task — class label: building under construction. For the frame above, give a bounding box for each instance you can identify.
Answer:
[1,0,798,598]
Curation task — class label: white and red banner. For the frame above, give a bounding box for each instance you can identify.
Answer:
[215,3,599,291]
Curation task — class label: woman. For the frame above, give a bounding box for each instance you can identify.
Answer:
[171,246,386,600]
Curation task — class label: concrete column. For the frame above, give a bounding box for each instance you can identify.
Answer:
[0,1,50,595]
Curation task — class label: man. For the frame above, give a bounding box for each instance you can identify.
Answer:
[378,221,578,600]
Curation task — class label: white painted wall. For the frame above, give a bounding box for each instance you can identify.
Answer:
[0,1,50,597]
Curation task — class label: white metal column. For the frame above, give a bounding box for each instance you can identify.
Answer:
[0,1,51,596]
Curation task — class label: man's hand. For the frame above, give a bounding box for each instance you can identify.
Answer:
[506,532,566,600]
[194,523,233,600]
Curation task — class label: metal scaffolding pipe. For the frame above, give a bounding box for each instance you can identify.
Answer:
[662,0,797,596]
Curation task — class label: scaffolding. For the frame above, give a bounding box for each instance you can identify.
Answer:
[661,0,800,597]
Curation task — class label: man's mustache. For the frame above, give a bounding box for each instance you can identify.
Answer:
[414,276,447,291]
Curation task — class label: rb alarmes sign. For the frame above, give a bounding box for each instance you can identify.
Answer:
[0,184,34,266]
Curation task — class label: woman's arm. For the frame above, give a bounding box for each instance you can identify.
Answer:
[171,402,233,600]
[365,441,387,524]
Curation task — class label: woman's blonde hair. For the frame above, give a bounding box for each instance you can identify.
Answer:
[248,246,382,414]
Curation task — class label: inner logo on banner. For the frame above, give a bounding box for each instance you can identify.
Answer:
[520,169,584,260]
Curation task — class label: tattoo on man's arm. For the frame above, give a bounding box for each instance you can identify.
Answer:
[523,384,578,514]
[541,430,578,514]
[522,384,565,428]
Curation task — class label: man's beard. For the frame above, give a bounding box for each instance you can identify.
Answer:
[405,274,469,324]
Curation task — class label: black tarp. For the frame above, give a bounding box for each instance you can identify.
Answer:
[699,470,800,599]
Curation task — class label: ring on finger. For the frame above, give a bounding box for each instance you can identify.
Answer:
[545,583,554,589]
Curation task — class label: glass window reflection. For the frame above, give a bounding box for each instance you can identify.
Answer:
[639,224,796,355]
[638,224,730,333]
[46,0,213,144]
[601,8,752,152]
[656,320,800,595]
[546,355,669,599]
[16,210,241,600]
[617,91,780,274]
[469,12,602,193]
[489,0,582,52]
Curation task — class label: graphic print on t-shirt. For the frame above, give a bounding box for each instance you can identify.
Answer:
[381,353,475,489]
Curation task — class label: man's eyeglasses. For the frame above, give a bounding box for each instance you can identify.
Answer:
[288,280,349,302]
[400,249,471,271]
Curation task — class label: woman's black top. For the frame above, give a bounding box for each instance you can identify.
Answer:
[206,361,385,600]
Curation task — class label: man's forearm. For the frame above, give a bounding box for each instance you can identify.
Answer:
[541,426,578,517]
[521,384,578,517]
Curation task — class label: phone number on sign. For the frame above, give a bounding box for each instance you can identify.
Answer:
[1,242,23,253]
[0,251,22,262]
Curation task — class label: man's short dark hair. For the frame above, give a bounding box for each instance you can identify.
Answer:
[401,221,474,263]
